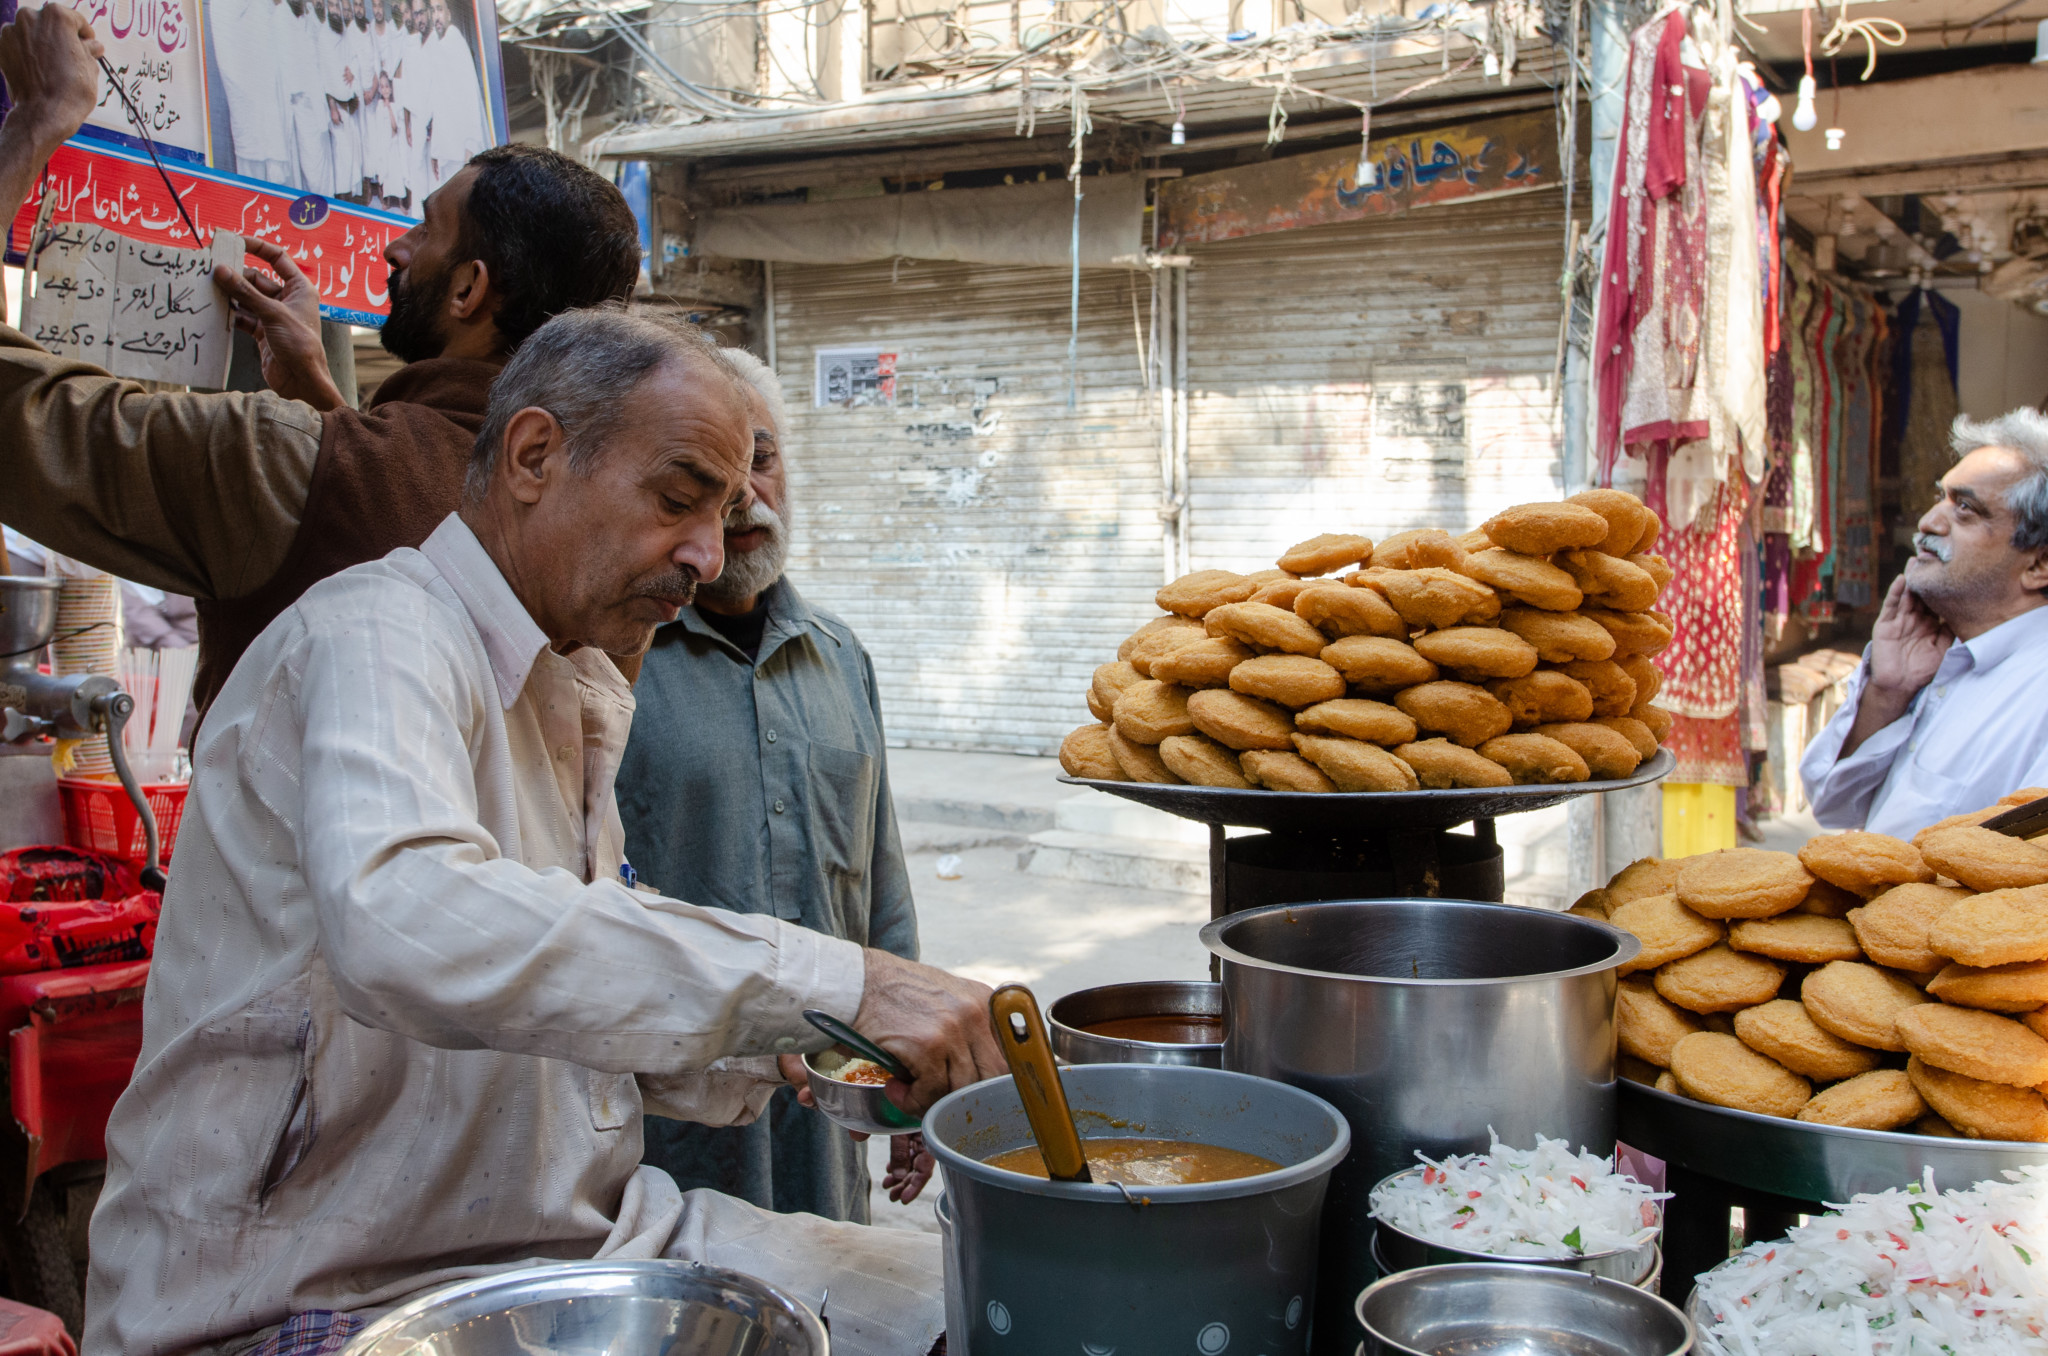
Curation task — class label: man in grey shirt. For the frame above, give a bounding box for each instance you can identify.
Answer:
[616,350,931,1221]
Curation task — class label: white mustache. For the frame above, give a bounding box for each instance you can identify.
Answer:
[724,500,783,536]
[1913,533,1953,563]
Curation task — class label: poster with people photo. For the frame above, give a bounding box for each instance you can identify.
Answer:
[201,0,505,214]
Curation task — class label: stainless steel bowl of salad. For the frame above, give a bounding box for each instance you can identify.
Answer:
[1369,1135,1667,1288]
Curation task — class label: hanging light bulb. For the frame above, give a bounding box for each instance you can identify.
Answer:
[1484,50,1500,77]
[1815,234,1837,271]
[1793,74,1819,131]
[1825,126,1845,150]
[2034,17,2048,62]
[1356,107,1376,187]
[1170,119,1186,146]
[1758,90,1783,123]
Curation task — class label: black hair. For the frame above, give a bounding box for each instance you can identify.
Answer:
[455,145,642,353]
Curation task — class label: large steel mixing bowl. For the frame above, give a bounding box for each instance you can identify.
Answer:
[340,1260,828,1356]
[1204,898,1638,1355]
[1355,1263,1692,1356]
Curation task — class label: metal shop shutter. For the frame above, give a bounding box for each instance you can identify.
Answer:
[773,256,1168,754]
[1182,194,1573,574]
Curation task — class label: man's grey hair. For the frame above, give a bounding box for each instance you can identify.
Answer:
[1952,409,2048,553]
[466,306,736,504]
[722,347,788,447]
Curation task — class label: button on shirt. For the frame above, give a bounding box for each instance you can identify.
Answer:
[85,515,865,1356]
[1800,605,2048,838]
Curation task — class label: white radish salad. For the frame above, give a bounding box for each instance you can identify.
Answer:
[1694,1168,2048,1356]
[1368,1133,1668,1258]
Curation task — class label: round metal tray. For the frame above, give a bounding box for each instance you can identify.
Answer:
[1619,1078,2048,1202]
[1060,748,1674,832]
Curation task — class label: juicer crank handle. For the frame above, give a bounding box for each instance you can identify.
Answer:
[989,984,1092,1184]
[94,692,165,892]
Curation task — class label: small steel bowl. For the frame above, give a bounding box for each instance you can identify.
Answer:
[804,1048,920,1135]
[340,1259,827,1356]
[1046,980,1225,1068]
[1370,1168,1662,1288]
[1356,1262,1693,1356]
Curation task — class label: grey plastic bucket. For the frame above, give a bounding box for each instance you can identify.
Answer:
[924,1063,1351,1356]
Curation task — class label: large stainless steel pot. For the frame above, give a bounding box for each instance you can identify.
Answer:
[924,1063,1350,1356]
[1046,979,1224,1067]
[340,1260,827,1356]
[1203,898,1638,1355]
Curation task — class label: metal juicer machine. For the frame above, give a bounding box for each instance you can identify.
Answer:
[0,577,167,891]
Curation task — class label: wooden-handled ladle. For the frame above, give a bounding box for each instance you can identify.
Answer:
[989,984,1092,1184]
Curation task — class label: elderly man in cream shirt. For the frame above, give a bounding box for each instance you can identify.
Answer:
[84,309,1004,1356]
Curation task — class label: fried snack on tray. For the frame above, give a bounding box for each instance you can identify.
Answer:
[1250,578,1320,610]
[1150,636,1255,689]
[1481,501,1613,556]
[1396,681,1514,747]
[1374,567,1502,629]
[1497,608,1617,664]
[1124,619,1210,677]
[1595,716,1659,762]
[1608,893,1723,973]
[1567,488,1655,557]
[1457,549,1585,612]
[1726,914,1863,964]
[1655,1071,1683,1095]
[1796,1070,1926,1130]
[1917,826,2048,893]
[1618,1054,1660,1085]
[1371,529,1466,571]
[1654,943,1786,1014]
[1530,722,1643,780]
[1927,960,2048,1013]
[1617,976,1705,1066]
[1734,999,1881,1081]
[1186,689,1297,751]
[1475,733,1590,785]
[1158,734,1255,789]
[1551,659,1637,719]
[1490,671,1597,728]
[1322,636,1440,692]
[1669,1032,1811,1118]
[1799,832,1937,898]
[1846,883,1972,972]
[1239,749,1336,792]
[1156,570,1258,618]
[1413,627,1540,681]
[1628,553,1674,596]
[2004,787,2048,806]
[1557,550,1662,612]
[1277,532,1373,576]
[1571,887,1614,918]
[1392,738,1515,789]
[1907,1056,2048,1141]
[1927,885,2048,966]
[1617,653,1661,704]
[1914,809,2003,846]
[1632,703,1675,743]
[1229,654,1346,709]
[1914,1113,1963,1137]
[1295,582,1408,639]
[1119,615,1205,663]
[1059,724,1125,781]
[1581,607,1674,656]
[1108,727,1181,783]
[1798,879,1863,918]
[1801,960,1931,1051]
[1090,660,1146,723]
[1294,698,1417,745]
[1113,680,1195,744]
[1676,849,1814,920]
[1204,601,1330,657]
[1894,1004,2048,1087]
[1292,733,1421,792]
[1608,856,1687,906]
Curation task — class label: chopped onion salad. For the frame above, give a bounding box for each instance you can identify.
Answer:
[1695,1168,2048,1356]
[1368,1133,1667,1258]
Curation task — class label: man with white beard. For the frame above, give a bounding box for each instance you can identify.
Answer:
[615,350,934,1225]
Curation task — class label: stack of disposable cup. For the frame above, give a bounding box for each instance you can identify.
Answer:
[48,572,123,779]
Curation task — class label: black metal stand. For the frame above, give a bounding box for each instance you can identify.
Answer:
[1658,1161,1820,1305]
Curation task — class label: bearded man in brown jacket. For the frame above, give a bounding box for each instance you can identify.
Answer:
[0,7,641,717]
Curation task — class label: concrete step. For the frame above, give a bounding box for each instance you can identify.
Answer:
[1018,829,1207,895]
[895,819,1028,853]
[892,796,1054,834]
[1052,791,1207,844]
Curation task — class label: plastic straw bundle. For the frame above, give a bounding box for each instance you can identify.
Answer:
[118,647,197,783]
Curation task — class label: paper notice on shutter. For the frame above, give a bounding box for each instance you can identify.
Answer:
[24,223,242,388]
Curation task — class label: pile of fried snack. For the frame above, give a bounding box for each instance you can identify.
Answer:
[1595,795,2048,1141]
[1057,492,1678,793]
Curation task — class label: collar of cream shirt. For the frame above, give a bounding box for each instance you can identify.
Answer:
[1953,600,2048,674]
[417,513,632,711]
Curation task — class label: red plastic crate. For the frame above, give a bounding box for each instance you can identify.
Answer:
[57,779,187,866]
